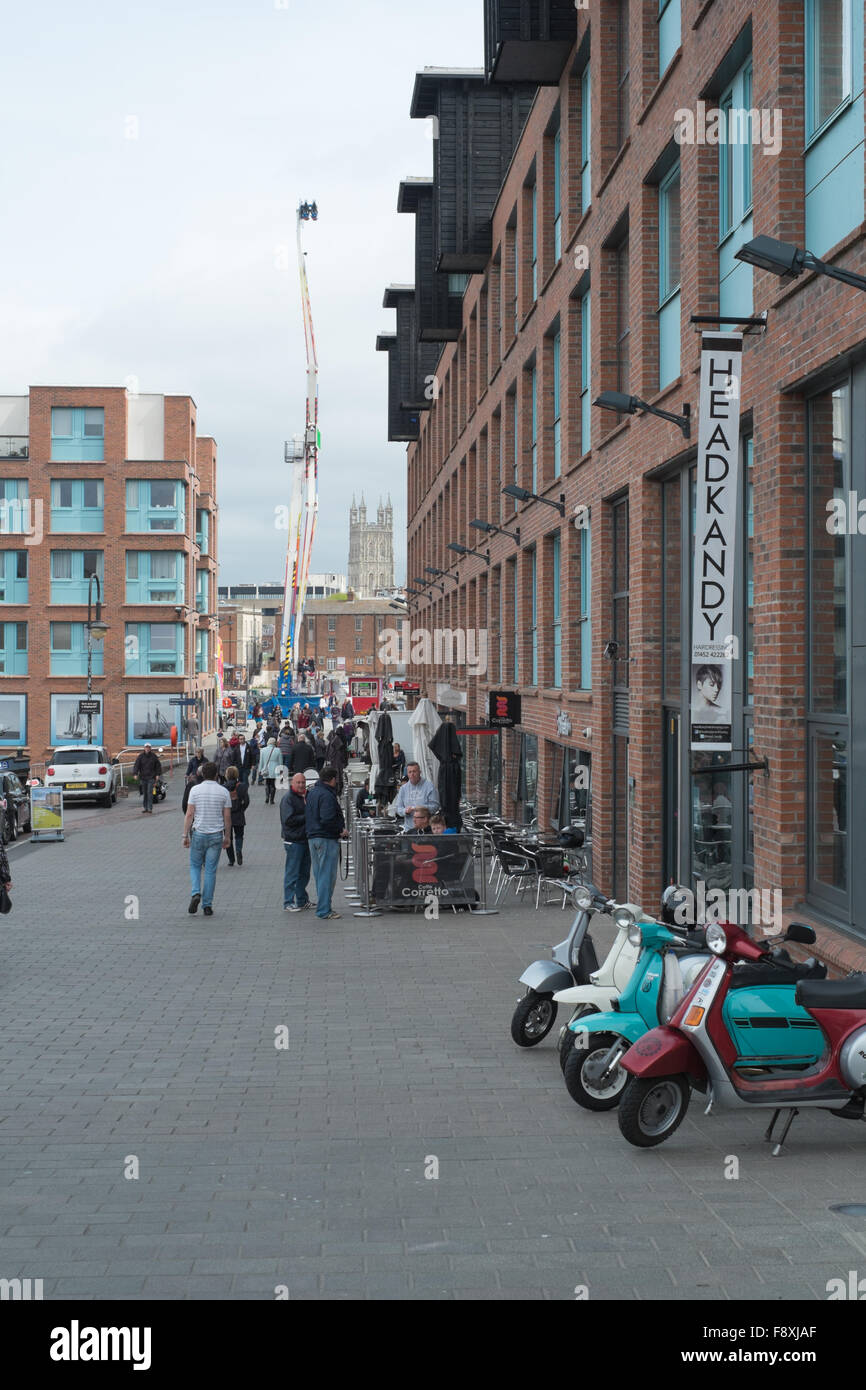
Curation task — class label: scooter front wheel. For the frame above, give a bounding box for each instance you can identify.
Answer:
[564,1034,629,1110]
[618,1075,690,1147]
[510,991,558,1047]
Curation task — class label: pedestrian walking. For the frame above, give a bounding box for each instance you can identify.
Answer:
[217,736,241,784]
[238,733,254,787]
[305,764,347,920]
[280,772,312,911]
[186,714,200,757]
[133,742,162,814]
[259,737,282,804]
[312,730,327,772]
[185,746,206,780]
[278,723,295,768]
[182,762,232,916]
[223,766,249,866]
[289,734,316,776]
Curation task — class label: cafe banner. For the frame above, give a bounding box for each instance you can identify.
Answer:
[369,833,478,908]
[690,332,743,752]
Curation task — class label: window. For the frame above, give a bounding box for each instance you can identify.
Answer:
[530,365,538,492]
[616,241,630,394]
[512,391,519,490]
[126,552,139,580]
[51,622,72,649]
[328,616,336,632]
[354,617,363,631]
[580,292,591,454]
[617,0,630,149]
[553,127,562,259]
[57,481,73,508]
[659,164,682,386]
[806,0,853,137]
[126,480,139,508]
[355,637,363,651]
[718,56,755,315]
[552,534,562,687]
[328,637,336,652]
[51,552,73,580]
[150,625,176,651]
[530,182,538,301]
[580,65,592,214]
[49,550,104,603]
[50,478,104,533]
[15,622,26,651]
[0,479,29,535]
[658,0,681,76]
[553,332,562,479]
[150,481,175,508]
[150,552,175,580]
[307,618,314,639]
[51,407,104,460]
[529,549,538,685]
[15,552,26,580]
[577,520,592,689]
[83,551,100,580]
[126,479,185,534]
[512,560,519,682]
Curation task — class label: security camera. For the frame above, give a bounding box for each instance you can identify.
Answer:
[603,640,619,660]
[583,727,592,740]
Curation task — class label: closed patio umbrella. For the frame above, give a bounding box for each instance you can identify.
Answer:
[409,697,441,785]
[374,711,395,800]
[429,719,463,830]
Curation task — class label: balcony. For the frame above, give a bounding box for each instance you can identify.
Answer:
[483,0,577,85]
[0,437,28,461]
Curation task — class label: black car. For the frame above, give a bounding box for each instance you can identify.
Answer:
[0,771,31,843]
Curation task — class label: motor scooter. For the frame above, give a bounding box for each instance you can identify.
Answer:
[616,921,850,1154]
[561,900,711,1109]
[554,885,703,1072]
[510,872,614,1046]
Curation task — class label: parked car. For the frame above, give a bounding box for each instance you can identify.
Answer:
[0,770,31,842]
[43,745,118,807]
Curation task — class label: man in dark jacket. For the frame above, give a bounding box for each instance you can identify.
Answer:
[133,743,162,814]
[280,772,312,911]
[305,765,347,920]
[186,747,206,779]
[238,733,256,787]
[289,735,316,775]
[223,766,249,865]
[278,725,295,767]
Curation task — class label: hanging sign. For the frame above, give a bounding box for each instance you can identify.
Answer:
[690,332,743,752]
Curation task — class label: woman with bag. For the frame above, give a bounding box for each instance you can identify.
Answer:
[259,737,282,805]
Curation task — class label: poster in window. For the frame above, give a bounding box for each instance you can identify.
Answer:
[51,694,103,745]
[0,694,25,744]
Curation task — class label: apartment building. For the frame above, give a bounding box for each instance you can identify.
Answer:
[381,1,866,960]
[297,598,404,679]
[0,386,218,757]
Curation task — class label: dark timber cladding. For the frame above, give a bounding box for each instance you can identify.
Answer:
[410,69,536,272]
[383,286,440,411]
[483,0,576,84]
[398,178,461,343]
[375,333,419,442]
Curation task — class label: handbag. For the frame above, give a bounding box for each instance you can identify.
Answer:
[0,884,12,915]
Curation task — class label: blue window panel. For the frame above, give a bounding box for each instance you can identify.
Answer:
[125,552,185,605]
[50,479,104,533]
[125,479,186,534]
[658,293,681,388]
[531,184,538,301]
[125,623,185,676]
[0,623,28,675]
[195,508,210,555]
[804,0,864,256]
[512,393,519,487]
[512,564,519,682]
[658,0,681,76]
[553,129,562,260]
[0,479,29,535]
[530,549,538,685]
[553,332,562,479]
[580,66,591,214]
[50,622,103,677]
[720,212,753,317]
[196,629,208,674]
[50,550,103,605]
[580,293,591,455]
[552,535,562,688]
[0,550,28,604]
[580,525,592,690]
[51,408,105,461]
[530,366,538,492]
[195,569,208,612]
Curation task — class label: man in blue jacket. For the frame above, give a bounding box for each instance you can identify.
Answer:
[305,764,347,920]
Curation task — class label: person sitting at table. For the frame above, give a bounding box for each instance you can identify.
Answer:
[405,807,433,834]
[431,813,456,835]
[389,762,439,830]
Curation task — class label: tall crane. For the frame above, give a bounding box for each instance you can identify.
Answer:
[277,199,320,707]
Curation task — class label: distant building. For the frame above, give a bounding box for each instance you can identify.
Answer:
[298,597,404,678]
[348,496,393,597]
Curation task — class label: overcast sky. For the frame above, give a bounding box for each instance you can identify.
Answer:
[0,0,483,584]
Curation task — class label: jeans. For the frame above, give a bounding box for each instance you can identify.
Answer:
[283,839,312,907]
[309,838,339,918]
[189,830,223,907]
[226,827,244,862]
[140,777,154,811]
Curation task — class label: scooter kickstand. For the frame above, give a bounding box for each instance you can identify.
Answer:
[770,1107,799,1158]
[763,1109,782,1144]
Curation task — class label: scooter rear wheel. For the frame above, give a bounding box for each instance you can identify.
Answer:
[618,1075,690,1147]
[557,1005,600,1073]
[564,1034,628,1110]
[510,991,557,1047]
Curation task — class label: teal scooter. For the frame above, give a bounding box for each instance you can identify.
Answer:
[562,906,709,1109]
[563,896,826,1111]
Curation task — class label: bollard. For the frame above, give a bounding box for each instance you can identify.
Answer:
[469,827,498,914]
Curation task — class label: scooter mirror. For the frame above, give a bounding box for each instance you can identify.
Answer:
[786,923,817,945]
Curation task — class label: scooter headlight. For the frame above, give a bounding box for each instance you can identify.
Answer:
[627,923,643,948]
[613,906,635,932]
[706,922,727,955]
[571,884,593,911]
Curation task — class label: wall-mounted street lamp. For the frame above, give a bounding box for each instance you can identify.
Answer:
[735,235,866,292]
[593,390,691,439]
[415,575,445,593]
[447,541,491,567]
[501,483,565,517]
[470,518,521,547]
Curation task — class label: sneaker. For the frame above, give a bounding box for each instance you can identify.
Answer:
[297,902,313,911]
[285,904,302,913]
[322,911,341,920]
[237,852,243,865]
[188,893,201,914]
[203,906,213,916]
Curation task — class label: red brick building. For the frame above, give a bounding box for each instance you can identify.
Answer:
[381,2,866,961]
[0,385,219,761]
[298,598,404,681]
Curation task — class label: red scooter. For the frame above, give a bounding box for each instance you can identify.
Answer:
[616,920,866,1155]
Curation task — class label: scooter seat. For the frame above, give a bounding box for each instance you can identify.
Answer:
[730,956,827,990]
[796,973,866,1011]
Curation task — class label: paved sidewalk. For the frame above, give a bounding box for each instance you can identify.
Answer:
[0,777,864,1300]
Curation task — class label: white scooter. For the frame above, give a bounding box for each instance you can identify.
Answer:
[553,887,709,1071]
